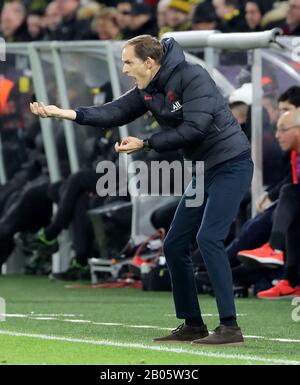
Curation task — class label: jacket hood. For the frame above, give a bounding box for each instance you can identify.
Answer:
[146,37,186,92]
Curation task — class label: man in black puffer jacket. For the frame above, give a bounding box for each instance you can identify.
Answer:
[30,35,253,346]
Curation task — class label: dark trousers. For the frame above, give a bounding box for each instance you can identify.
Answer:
[227,204,275,267]
[71,194,95,265]
[46,170,98,237]
[270,184,300,251]
[0,171,99,266]
[194,204,282,289]
[285,216,300,286]
[0,182,53,240]
[45,170,101,265]
[270,183,300,286]
[163,157,253,320]
[0,182,53,266]
[150,199,179,232]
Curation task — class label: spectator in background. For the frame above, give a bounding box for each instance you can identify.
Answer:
[195,87,300,297]
[262,92,286,186]
[77,1,104,21]
[27,10,44,40]
[53,0,96,40]
[157,0,170,30]
[238,110,300,299]
[159,0,192,37]
[230,101,250,133]
[43,1,62,40]
[261,1,287,30]
[212,0,248,32]
[129,3,158,37]
[192,1,219,31]
[116,0,134,39]
[0,1,30,42]
[230,101,249,124]
[256,86,300,214]
[93,8,121,40]
[245,0,274,31]
[278,86,300,115]
[282,0,300,35]
[263,93,280,126]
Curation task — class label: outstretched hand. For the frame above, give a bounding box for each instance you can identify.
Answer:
[30,102,62,118]
[115,136,144,154]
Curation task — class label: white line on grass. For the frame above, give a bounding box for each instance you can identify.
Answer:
[5,314,83,317]
[92,322,124,326]
[29,317,58,321]
[0,330,299,365]
[6,311,83,318]
[5,314,300,343]
[62,319,92,323]
[64,320,172,330]
[30,314,84,317]
[56,321,300,342]
[165,314,247,317]
[245,335,300,343]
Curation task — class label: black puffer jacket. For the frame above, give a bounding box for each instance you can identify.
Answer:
[75,38,250,170]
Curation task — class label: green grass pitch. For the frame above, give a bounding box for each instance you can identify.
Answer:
[0,276,299,365]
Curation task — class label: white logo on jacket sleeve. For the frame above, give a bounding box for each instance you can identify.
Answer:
[171,101,182,112]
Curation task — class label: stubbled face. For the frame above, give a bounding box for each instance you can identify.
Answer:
[278,101,297,115]
[245,2,262,30]
[275,113,300,151]
[122,45,153,89]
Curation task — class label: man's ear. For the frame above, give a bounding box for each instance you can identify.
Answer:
[146,57,155,69]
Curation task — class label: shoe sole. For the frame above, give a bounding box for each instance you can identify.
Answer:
[257,294,298,299]
[238,255,283,268]
[152,340,195,344]
[191,341,244,347]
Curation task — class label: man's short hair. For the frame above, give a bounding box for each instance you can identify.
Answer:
[125,35,164,63]
[278,86,300,107]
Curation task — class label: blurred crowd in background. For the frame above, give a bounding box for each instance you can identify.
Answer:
[1,0,300,43]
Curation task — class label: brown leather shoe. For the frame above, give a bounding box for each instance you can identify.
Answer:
[192,325,244,347]
[153,323,209,343]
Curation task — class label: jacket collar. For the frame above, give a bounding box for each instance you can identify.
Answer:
[144,38,186,93]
